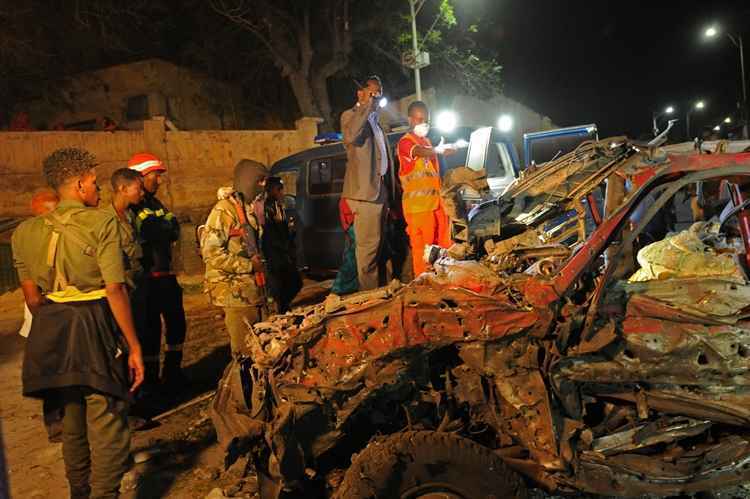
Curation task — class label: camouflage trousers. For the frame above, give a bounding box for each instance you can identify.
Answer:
[224,306,261,356]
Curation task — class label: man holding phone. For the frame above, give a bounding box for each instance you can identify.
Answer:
[341,75,392,291]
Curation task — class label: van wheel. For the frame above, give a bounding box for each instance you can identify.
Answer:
[333,431,527,499]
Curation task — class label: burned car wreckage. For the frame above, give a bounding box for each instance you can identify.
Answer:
[211,138,750,498]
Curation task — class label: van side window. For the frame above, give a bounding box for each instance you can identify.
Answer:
[309,156,346,195]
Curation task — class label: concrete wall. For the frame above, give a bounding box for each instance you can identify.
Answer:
[0,117,321,220]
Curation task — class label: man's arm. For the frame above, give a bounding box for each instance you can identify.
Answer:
[342,101,374,147]
[97,215,144,392]
[201,205,255,273]
[105,283,144,392]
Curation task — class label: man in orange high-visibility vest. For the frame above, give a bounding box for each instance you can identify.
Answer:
[396,101,456,277]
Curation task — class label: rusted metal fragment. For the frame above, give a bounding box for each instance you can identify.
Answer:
[623,277,750,323]
[557,318,750,387]
[502,457,562,492]
[590,417,711,455]
[569,320,617,355]
[575,435,750,496]
[598,388,750,426]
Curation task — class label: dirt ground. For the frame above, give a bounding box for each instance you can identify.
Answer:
[1,275,749,499]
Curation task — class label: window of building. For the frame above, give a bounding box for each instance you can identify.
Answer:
[308,156,346,196]
[126,95,149,121]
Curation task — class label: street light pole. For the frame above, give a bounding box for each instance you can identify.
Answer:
[729,33,748,139]
[706,26,748,139]
[686,101,705,141]
[409,0,422,100]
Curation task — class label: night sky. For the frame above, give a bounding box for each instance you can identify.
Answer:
[462,0,749,138]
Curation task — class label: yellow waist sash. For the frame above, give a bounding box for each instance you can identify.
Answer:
[47,286,107,303]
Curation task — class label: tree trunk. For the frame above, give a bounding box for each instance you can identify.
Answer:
[311,72,335,132]
[287,71,321,121]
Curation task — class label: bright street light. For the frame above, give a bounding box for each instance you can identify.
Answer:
[665,106,675,114]
[497,114,513,132]
[713,125,721,132]
[435,110,458,133]
[695,101,705,110]
[705,26,718,38]
[725,117,733,124]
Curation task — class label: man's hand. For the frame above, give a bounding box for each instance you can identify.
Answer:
[128,346,145,393]
[251,254,265,274]
[20,280,47,314]
[433,138,456,156]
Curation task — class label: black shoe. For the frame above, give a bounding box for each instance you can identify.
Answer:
[161,350,189,386]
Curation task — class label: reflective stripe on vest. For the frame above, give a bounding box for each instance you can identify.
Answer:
[400,155,440,214]
[135,207,172,232]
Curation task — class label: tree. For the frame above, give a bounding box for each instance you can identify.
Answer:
[210,0,355,130]
[210,0,502,130]
[364,0,503,100]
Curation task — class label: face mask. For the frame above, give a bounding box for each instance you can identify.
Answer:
[413,123,430,137]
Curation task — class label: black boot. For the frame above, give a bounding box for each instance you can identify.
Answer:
[162,350,188,386]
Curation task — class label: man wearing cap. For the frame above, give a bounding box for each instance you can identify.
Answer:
[128,152,187,386]
[200,160,266,356]
[12,148,143,498]
[258,176,302,313]
[341,75,394,291]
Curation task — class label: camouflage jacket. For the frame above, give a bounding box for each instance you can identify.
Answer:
[201,191,262,307]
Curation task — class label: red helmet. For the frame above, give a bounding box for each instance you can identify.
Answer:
[128,152,166,176]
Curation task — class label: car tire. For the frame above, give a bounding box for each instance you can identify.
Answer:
[334,430,528,499]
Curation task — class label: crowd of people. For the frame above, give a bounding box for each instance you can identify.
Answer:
[10,74,456,498]
[11,147,302,497]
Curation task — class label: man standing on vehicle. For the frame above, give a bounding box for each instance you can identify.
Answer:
[341,75,392,291]
[128,152,187,386]
[397,101,454,276]
[200,160,267,357]
[12,148,144,499]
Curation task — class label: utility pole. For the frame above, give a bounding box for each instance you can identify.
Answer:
[705,26,748,139]
[409,0,422,100]
[732,33,748,139]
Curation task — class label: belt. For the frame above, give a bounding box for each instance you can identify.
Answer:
[47,286,107,303]
[149,271,175,278]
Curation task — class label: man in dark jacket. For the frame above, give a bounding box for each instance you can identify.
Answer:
[341,75,393,291]
[128,152,187,386]
[258,177,302,312]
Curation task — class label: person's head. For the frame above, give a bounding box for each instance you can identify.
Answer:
[30,189,59,215]
[233,159,267,201]
[356,75,383,105]
[407,101,430,137]
[128,152,166,195]
[111,168,144,206]
[42,148,100,207]
[265,177,284,202]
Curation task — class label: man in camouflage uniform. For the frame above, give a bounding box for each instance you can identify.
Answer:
[201,160,267,356]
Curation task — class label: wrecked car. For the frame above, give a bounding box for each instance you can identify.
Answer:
[211,138,750,498]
